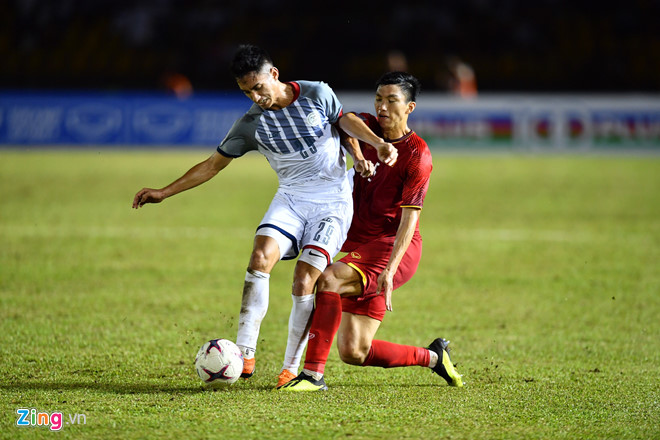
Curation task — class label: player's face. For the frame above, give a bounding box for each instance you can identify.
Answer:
[237,66,280,109]
[374,84,415,131]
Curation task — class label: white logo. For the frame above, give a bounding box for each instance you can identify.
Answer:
[367,162,380,182]
[308,332,316,340]
[65,104,122,142]
[133,105,191,141]
[306,111,321,127]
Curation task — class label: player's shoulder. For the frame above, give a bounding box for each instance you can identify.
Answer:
[356,112,377,123]
[295,80,330,90]
[233,103,261,119]
[408,131,430,153]
[225,104,263,136]
[350,112,379,132]
[405,132,433,166]
[295,80,335,99]
[237,104,264,122]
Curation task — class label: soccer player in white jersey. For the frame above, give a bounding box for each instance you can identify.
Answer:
[132,45,397,387]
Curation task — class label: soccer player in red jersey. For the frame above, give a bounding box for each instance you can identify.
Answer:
[280,71,464,391]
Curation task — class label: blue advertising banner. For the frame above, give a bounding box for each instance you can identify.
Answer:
[0,92,251,146]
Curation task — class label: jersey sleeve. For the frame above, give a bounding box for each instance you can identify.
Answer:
[346,113,382,146]
[216,108,260,158]
[360,113,380,133]
[401,142,433,209]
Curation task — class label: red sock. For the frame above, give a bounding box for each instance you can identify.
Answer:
[303,291,342,375]
[361,340,430,368]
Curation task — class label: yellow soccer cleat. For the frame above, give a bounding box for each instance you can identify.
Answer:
[277,372,328,391]
[428,338,464,387]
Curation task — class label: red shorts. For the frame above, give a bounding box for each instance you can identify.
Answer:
[339,234,422,321]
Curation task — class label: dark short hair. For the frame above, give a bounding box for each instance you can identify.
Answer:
[375,71,421,102]
[230,45,273,78]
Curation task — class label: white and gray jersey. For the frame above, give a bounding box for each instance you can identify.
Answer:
[217,81,349,198]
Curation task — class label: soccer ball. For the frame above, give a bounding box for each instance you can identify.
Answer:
[194,339,244,386]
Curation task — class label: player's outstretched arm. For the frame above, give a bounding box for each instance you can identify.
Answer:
[338,113,397,166]
[132,152,232,209]
[377,207,421,311]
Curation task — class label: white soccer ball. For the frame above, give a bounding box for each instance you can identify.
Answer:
[194,339,244,386]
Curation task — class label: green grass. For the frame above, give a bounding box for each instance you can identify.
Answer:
[1,150,659,439]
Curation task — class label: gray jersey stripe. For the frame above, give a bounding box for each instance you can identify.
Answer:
[267,111,297,153]
[265,108,296,153]
[255,124,281,153]
[295,97,326,138]
[285,100,314,139]
[257,111,290,153]
[281,102,310,152]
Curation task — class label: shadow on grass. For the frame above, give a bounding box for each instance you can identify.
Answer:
[1,380,204,395]
[330,383,456,390]
[0,380,279,395]
[1,376,461,394]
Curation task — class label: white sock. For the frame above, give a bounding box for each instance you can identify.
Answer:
[281,293,315,373]
[235,269,270,358]
[302,368,323,381]
[428,349,439,368]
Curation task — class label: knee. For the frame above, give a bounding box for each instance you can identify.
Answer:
[291,260,322,296]
[249,248,275,272]
[338,340,369,366]
[292,274,316,296]
[317,267,339,293]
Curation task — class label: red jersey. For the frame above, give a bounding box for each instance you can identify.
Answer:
[342,113,433,250]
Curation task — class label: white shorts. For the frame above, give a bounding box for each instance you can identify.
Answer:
[256,189,353,266]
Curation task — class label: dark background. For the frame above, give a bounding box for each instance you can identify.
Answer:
[2,0,659,93]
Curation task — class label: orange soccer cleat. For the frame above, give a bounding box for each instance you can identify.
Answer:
[241,357,255,379]
[276,369,297,388]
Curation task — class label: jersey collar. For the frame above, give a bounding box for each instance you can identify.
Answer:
[287,82,301,103]
[385,130,414,143]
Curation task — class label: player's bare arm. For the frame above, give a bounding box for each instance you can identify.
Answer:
[132,152,232,209]
[339,132,375,178]
[338,113,398,166]
[377,207,421,311]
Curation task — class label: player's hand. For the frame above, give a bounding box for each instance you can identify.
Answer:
[354,159,375,178]
[132,188,165,209]
[374,142,398,167]
[376,269,395,312]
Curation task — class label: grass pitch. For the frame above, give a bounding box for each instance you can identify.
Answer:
[1,150,659,439]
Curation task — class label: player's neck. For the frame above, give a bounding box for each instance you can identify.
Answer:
[270,82,295,110]
[382,125,411,142]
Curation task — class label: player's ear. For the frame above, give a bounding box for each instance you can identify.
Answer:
[270,66,279,81]
[406,101,416,115]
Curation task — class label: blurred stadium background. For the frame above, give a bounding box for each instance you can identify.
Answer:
[0,0,659,150]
